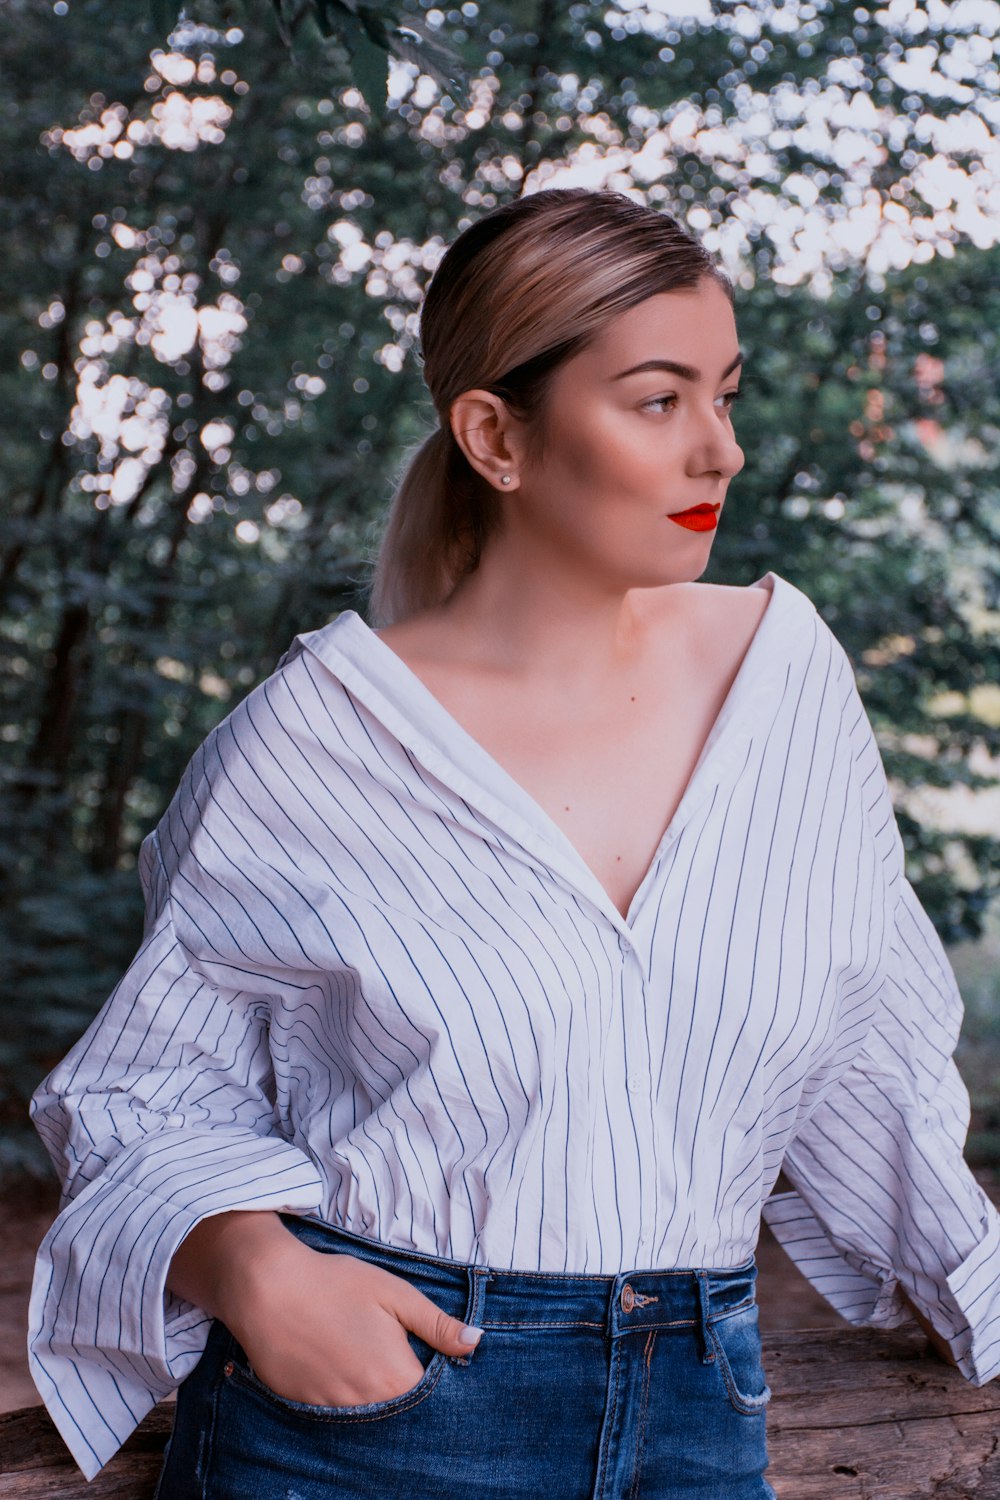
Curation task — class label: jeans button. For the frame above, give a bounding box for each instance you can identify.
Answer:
[621,1283,635,1313]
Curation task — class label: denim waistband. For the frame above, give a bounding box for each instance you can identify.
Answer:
[279,1213,758,1352]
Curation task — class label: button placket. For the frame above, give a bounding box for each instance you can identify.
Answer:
[619,944,657,1260]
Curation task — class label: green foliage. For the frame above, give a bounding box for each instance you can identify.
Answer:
[3,0,1000,1172]
[149,0,472,105]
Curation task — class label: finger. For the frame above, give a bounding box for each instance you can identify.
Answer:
[390,1280,483,1357]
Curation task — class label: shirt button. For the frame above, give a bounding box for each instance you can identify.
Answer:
[627,1073,645,1093]
[621,1283,635,1313]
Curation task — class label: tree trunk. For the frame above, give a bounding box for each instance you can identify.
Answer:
[0,234,89,610]
[88,477,198,872]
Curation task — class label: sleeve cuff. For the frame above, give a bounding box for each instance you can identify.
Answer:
[762,1189,909,1326]
[942,1208,1000,1385]
[762,1189,1000,1385]
[28,1132,324,1480]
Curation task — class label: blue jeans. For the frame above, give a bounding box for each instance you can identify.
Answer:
[155,1214,776,1499]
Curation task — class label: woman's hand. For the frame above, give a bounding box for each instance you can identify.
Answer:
[228,1239,485,1407]
[167,1210,483,1408]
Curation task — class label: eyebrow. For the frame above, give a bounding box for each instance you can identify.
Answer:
[610,351,745,383]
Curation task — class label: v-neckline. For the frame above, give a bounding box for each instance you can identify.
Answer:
[307,571,789,936]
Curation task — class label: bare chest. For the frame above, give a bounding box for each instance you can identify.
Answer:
[461,688,726,920]
[377,587,768,921]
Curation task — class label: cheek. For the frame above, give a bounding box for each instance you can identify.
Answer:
[550,408,653,490]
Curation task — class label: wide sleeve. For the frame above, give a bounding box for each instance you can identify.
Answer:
[762,627,1000,1386]
[27,801,324,1479]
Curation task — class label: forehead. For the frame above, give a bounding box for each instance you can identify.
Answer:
[589,281,737,361]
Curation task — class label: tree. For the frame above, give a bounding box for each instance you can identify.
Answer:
[2,0,998,1167]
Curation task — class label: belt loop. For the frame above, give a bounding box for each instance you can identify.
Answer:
[696,1271,715,1365]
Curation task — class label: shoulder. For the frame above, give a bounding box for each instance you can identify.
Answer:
[639,573,853,717]
[689,582,773,688]
[642,570,816,630]
[638,574,783,668]
[162,628,353,816]
[685,572,821,627]
[691,579,771,631]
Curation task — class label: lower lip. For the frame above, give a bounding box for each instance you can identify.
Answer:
[667,508,719,532]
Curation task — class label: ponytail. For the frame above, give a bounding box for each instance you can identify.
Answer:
[367,423,502,629]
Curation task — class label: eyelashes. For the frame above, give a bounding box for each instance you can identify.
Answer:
[641,389,745,414]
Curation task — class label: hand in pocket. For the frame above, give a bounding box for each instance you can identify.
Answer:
[225,1237,483,1409]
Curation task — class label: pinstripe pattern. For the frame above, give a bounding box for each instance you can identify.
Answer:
[27,569,1000,1479]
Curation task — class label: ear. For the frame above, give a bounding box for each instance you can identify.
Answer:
[448,389,524,492]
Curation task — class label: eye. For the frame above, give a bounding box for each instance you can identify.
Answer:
[641,389,745,416]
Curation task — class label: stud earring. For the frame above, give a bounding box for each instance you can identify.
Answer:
[500,474,512,485]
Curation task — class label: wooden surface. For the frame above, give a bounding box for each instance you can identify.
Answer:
[0,1400,173,1498]
[765,1327,1000,1498]
[2,1328,999,1497]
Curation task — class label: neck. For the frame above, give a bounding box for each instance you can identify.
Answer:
[433,529,684,685]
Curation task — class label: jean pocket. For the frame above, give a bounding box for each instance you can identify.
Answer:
[708,1301,772,1417]
[224,1329,448,1424]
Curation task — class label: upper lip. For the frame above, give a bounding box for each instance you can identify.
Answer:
[670,502,721,515]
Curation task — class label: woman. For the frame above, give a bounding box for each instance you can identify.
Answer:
[28,188,999,1498]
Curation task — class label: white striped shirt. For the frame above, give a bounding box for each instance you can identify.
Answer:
[28,569,1000,1478]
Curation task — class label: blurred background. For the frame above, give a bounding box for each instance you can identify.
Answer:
[1,0,998,1407]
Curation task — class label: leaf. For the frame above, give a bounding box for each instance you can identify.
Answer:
[270,0,294,48]
[387,17,470,105]
[353,2,391,48]
[350,32,389,109]
[312,0,342,39]
[334,6,388,108]
[149,0,181,39]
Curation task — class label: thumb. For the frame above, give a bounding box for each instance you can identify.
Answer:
[394,1282,484,1358]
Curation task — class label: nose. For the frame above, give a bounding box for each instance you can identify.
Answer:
[685,406,745,481]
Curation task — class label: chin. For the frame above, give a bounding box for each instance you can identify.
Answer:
[628,562,707,592]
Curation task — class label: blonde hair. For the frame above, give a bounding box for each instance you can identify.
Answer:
[367,188,731,627]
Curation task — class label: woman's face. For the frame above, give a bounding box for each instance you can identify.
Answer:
[509,276,746,592]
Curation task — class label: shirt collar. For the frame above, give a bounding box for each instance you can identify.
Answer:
[296,570,799,936]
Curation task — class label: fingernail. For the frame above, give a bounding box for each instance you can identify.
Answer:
[458,1325,483,1346]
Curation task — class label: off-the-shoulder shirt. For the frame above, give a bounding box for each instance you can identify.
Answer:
[28,569,1000,1479]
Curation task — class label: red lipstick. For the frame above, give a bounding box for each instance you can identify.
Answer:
[667,503,720,532]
